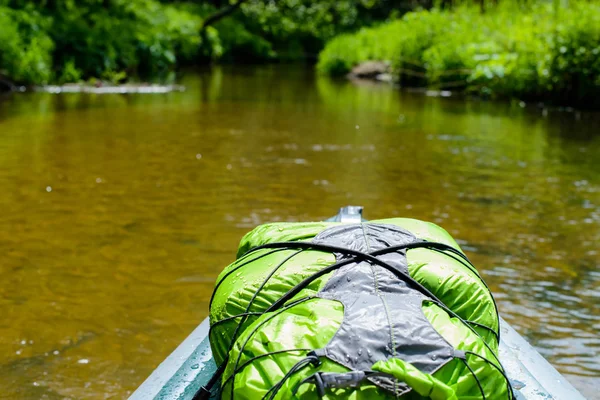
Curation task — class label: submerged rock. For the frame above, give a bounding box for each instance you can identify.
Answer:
[348,61,391,79]
[375,73,393,82]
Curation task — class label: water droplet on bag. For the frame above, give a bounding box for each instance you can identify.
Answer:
[191,364,200,370]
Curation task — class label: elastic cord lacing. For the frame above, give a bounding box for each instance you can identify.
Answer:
[195,240,514,400]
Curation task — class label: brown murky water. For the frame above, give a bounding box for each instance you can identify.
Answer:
[0,66,598,399]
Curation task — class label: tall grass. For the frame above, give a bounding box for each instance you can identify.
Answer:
[317,0,600,106]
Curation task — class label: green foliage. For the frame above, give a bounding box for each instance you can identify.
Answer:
[214,17,275,62]
[316,22,402,76]
[58,59,83,83]
[0,0,405,84]
[0,6,54,84]
[0,0,210,85]
[3,0,600,106]
[317,0,600,106]
[236,0,404,60]
[49,0,205,83]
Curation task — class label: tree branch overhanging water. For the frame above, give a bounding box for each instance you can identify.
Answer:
[201,0,250,30]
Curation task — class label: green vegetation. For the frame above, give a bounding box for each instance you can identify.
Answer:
[318,1,600,107]
[0,0,210,85]
[0,0,406,86]
[2,0,600,107]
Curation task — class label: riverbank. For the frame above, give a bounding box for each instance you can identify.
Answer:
[318,1,600,108]
[3,1,600,108]
[0,0,400,88]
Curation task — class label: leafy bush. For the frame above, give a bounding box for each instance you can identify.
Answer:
[316,21,402,76]
[214,16,275,62]
[49,0,205,83]
[237,0,383,59]
[0,6,54,84]
[317,0,600,106]
[0,0,209,85]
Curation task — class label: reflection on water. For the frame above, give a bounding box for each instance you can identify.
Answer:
[0,65,598,399]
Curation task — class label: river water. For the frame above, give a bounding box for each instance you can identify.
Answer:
[0,66,598,399]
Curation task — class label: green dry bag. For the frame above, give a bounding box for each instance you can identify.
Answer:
[209,218,513,399]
